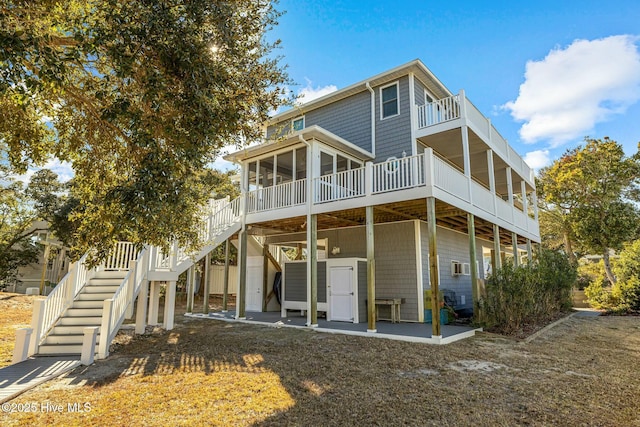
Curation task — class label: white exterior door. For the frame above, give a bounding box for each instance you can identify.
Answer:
[329,266,354,322]
[246,265,263,312]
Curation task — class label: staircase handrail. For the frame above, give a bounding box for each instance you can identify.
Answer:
[98,247,149,358]
[153,195,242,270]
[30,251,94,354]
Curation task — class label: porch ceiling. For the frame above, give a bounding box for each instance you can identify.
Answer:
[246,199,528,245]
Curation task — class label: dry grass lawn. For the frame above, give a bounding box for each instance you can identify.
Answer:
[0,293,40,368]
[1,294,639,426]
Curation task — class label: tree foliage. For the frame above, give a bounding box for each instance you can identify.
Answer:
[537,137,640,285]
[0,1,289,261]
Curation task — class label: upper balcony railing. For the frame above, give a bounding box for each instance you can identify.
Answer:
[242,150,539,238]
[416,92,535,184]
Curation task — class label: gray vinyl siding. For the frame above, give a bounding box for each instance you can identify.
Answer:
[357,261,367,323]
[305,91,372,152]
[266,91,372,152]
[325,221,419,322]
[414,78,427,105]
[283,262,327,303]
[374,76,413,163]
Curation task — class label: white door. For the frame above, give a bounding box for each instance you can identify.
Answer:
[246,265,263,311]
[329,266,354,322]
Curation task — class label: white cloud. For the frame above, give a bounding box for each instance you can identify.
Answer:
[296,79,338,104]
[503,35,640,146]
[523,149,551,172]
[13,157,74,184]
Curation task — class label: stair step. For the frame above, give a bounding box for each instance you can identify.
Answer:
[50,325,103,335]
[43,333,102,345]
[82,285,120,294]
[37,343,86,355]
[65,308,104,318]
[87,277,124,286]
[59,316,102,326]
[72,300,106,309]
[93,270,129,280]
[76,293,114,301]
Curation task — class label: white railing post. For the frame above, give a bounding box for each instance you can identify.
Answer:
[125,260,137,319]
[29,300,44,355]
[365,162,373,196]
[81,327,98,365]
[424,148,435,188]
[13,328,32,364]
[171,241,178,270]
[66,263,77,306]
[135,279,149,334]
[98,299,113,359]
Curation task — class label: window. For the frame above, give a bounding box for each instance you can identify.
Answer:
[320,151,334,176]
[381,82,399,119]
[292,116,305,132]
[295,148,307,179]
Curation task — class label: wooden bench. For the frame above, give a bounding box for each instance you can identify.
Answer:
[374,298,403,323]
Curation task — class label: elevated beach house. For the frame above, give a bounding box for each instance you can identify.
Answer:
[24,59,539,359]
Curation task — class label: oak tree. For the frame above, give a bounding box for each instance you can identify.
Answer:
[537,137,640,285]
[0,1,289,262]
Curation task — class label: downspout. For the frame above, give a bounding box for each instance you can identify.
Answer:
[366,82,376,159]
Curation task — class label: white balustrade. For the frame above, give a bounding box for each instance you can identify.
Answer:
[470,180,495,214]
[104,241,139,270]
[432,156,469,201]
[247,179,307,213]
[372,154,425,194]
[416,95,460,128]
[496,198,514,224]
[314,168,364,203]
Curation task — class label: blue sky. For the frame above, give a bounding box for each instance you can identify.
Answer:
[249,0,640,172]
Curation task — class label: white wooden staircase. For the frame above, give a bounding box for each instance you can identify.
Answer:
[28,195,242,359]
[37,270,127,355]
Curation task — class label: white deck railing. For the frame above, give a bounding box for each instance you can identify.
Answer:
[416,95,461,128]
[372,154,425,194]
[314,168,365,203]
[30,252,93,354]
[433,156,469,200]
[247,179,306,213]
[99,248,149,358]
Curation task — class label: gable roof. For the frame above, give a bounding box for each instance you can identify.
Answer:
[269,59,454,124]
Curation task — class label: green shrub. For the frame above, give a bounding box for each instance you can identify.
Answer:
[479,248,576,333]
[612,240,640,311]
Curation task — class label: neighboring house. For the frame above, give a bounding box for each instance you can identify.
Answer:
[222,59,540,332]
[8,221,70,295]
[27,59,540,358]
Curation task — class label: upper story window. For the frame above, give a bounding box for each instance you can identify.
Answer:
[292,116,305,132]
[381,82,399,119]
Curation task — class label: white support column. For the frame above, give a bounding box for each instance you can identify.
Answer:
[222,240,230,312]
[163,280,176,330]
[521,180,528,214]
[125,260,137,319]
[135,279,149,334]
[424,147,435,188]
[487,149,497,214]
[148,281,160,325]
[506,167,513,206]
[13,328,32,364]
[186,265,194,314]
[461,125,472,203]
[202,253,211,314]
[532,190,539,221]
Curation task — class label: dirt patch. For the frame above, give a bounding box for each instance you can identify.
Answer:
[2,303,639,426]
